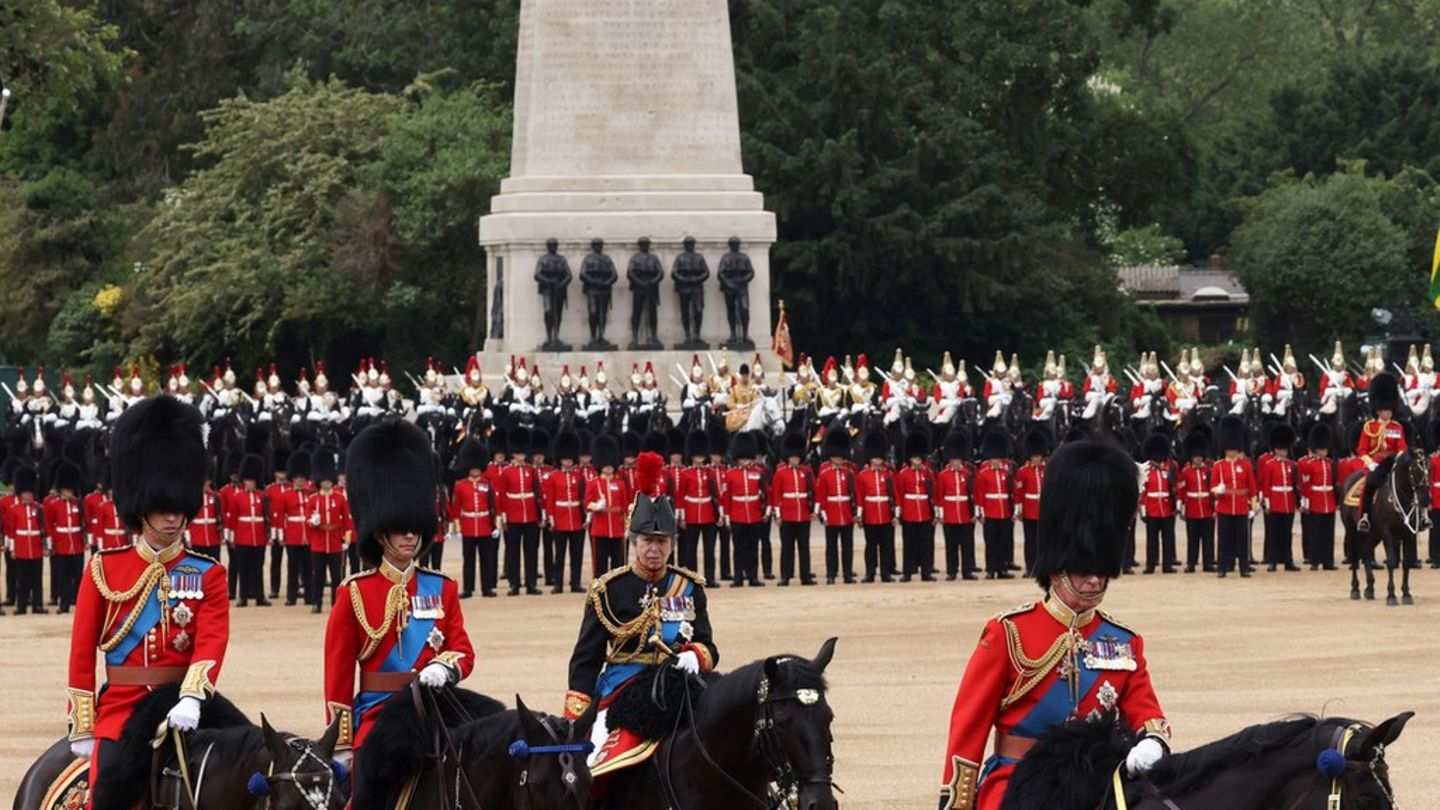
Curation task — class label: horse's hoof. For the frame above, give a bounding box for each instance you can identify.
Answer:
[1350,590,1361,601]
[1365,590,1375,600]
[1386,596,1399,607]
[1403,595,1414,606]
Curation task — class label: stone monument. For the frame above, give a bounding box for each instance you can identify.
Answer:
[477,0,778,377]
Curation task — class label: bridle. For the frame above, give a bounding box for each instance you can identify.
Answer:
[753,663,839,810]
[1388,452,1429,536]
[246,735,339,810]
[506,714,594,809]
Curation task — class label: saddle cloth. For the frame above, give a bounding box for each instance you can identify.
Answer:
[40,757,89,810]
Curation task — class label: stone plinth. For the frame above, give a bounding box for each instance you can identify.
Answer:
[478,0,777,356]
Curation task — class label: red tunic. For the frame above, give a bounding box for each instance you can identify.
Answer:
[854,466,895,525]
[769,464,814,523]
[222,488,268,546]
[5,500,45,559]
[1212,457,1256,516]
[307,490,352,554]
[675,466,720,525]
[45,495,86,555]
[187,492,223,550]
[1139,461,1175,519]
[449,477,497,537]
[935,465,974,525]
[92,498,129,551]
[1011,462,1045,521]
[265,481,291,542]
[895,464,935,522]
[723,464,768,525]
[83,492,106,549]
[1175,461,1214,521]
[814,461,857,526]
[939,598,1169,810]
[323,564,474,752]
[543,467,587,532]
[67,542,228,742]
[587,475,631,538]
[1298,455,1337,514]
[1355,418,1407,464]
[497,463,542,525]
[974,461,1014,520]
[1258,457,1298,514]
[1338,456,1368,491]
[279,486,313,546]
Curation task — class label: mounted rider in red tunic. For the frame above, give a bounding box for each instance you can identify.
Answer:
[1355,372,1426,532]
[938,439,1173,810]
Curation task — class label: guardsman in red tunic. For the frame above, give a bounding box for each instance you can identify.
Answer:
[5,466,46,614]
[1213,415,1257,577]
[975,430,1016,580]
[1138,432,1177,574]
[936,432,977,581]
[1355,373,1416,533]
[46,463,88,614]
[1259,423,1300,571]
[67,397,229,808]
[187,475,224,555]
[222,455,269,606]
[1175,433,1215,573]
[306,453,351,612]
[84,479,108,552]
[324,419,475,796]
[449,437,498,598]
[707,422,734,582]
[543,430,588,594]
[854,432,896,583]
[814,430,857,584]
[1298,423,1338,571]
[586,434,631,576]
[675,430,720,582]
[939,439,1172,810]
[279,452,314,605]
[92,489,130,552]
[722,431,769,587]
[771,431,817,586]
[1011,429,1049,575]
[264,450,291,601]
[497,426,543,596]
[896,432,936,582]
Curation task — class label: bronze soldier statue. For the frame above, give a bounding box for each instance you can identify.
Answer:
[627,237,664,350]
[534,238,573,351]
[671,236,710,349]
[579,237,618,350]
[718,236,755,349]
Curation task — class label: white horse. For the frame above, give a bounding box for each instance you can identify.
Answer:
[742,389,786,437]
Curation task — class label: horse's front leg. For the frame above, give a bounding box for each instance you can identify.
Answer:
[1349,538,1361,601]
[1402,532,1415,605]
[1385,538,1399,606]
[1364,549,1376,601]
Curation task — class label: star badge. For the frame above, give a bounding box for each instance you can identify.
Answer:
[427,627,445,652]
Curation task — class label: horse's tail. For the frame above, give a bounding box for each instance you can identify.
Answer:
[353,686,506,810]
[999,714,1133,810]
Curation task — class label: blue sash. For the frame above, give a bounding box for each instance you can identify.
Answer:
[1010,620,1131,739]
[104,553,215,667]
[354,571,444,728]
[594,573,694,700]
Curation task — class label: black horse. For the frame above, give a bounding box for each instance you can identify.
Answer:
[15,686,344,810]
[598,637,840,810]
[1002,711,1413,810]
[1340,450,1428,605]
[355,686,593,810]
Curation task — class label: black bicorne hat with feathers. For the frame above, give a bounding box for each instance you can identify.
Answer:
[628,452,677,537]
[110,396,206,531]
[1031,439,1138,589]
[346,418,439,566]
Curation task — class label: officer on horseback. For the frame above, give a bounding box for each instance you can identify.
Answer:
[1355,372,1428,531]
[938,438,1172,810]
[562,450,718,784]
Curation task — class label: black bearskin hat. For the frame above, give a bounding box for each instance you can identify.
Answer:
[13,465,38,496]
[312,448,340,485]
[271,447,290,479]
[822,427,852,459]
[530,427,551,457]
[53,462,85,495]
[238,454,265,483]
[621,430,642,459]
[1023,427,1051,459]
[347,419,439,566]
[509,426,531,459]
[1369,371,1401,412]
[554,430,581,464]
[286,450,312,480]
[981,429,1012,460]
[1217,415,1246,453]
[1268,423,1296,454]
[781,431,807,460]
[489,427,508,456]
[730,430,759,461]
[1032,439,1138,588]
[861,431,889,462]
[591,433,622,471]
[904,431,931,461]
[455,437,488,474]
[707,422,729,458]
[667,427,686,457]
[943,431,972,462]
[1142,432,1172,463]
[110,396,206,530]
[1309,422,1333,452]
[685,430,709,460]
[642,431,668,457]
[1183,431,1210,459]
[628,452,677,537]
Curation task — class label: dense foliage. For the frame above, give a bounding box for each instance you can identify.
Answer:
[2,0,1438,377]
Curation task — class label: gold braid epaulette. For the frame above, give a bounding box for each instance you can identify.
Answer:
[999,618,1082,710]
[90,555,167,653]
[587,576,660,644]
[349,580,409,663]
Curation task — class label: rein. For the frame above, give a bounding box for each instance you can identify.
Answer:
[506,711,592,808]
[1387,453,1429,536]
[413,683,486,810]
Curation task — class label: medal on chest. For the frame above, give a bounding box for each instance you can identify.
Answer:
[411,593,444,620]
[1083,634,1137,672]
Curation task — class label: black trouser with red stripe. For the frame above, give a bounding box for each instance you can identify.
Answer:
[311,551,344,606]
[779,521,813,583]
[731,521,765,584]
[552,530,584,591]
[1020,519,1038,572]
[982,519,1011,575]
[52,553,84,611]
[1217,514,1251,574]
[285,545,310,603]
[1184,518,1215,570]
[943,523,976,578]
[900,520,934,579]
[504,522,541,592]
[1144,516,1178,572]
[678,524,718,582]
[824,525,854,581]
[861,523,895,580]
[268,541,284,596]
[1264,512,1296,567]
[1303,512,1336,567]
[592,535,625,578]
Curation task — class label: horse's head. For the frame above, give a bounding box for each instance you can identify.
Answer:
[756,637,839,810]
[250,715,344,810]
[508,695,594,810]
[1335,712,1414,809]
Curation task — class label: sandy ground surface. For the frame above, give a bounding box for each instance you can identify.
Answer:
[3,531,1437,807]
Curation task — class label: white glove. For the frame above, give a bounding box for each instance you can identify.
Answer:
[418,662,453,688]
[70,738,94,759]
[332,749,353,768]
[446,530,461,544]
[167,696,202,732]
[1126,737,1166,776]
[674,650,701,675]
[593,498,606,511]
[1213,483,1226,495]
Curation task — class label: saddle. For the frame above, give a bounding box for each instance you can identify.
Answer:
[38,756,89,810]
[595,666,707,780]
[1344,478,1365,508]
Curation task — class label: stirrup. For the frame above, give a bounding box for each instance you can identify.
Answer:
[1356,516,1370,531]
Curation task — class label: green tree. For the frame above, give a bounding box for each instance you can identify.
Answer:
[1230,168,1415,350]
